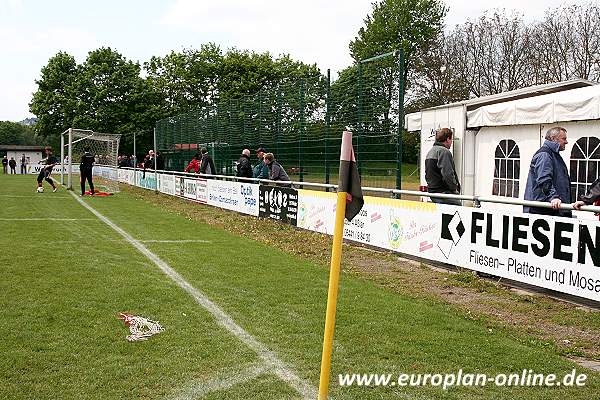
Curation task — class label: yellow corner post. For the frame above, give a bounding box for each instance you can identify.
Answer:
[318,191,348,400]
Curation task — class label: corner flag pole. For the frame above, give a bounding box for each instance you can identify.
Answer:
[318,131,363,400]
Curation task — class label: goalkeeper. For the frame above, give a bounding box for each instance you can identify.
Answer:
[80,146,95,196]
[36,147,58,193]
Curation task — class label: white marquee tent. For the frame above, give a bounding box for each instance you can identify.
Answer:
[405,79,600,218]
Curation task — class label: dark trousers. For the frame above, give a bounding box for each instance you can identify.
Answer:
[10,167,16,174]
[81,169,94,195]
[430,192,462,206]
[37,169,55,187]
[20,165,26,174]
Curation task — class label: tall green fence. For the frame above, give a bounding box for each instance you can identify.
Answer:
[155,51,417,190]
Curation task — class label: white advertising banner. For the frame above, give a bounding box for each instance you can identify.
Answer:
[118,168,136,185]
[207,180,259,216]
[159,173,176,196]
[27,164,78,174]
[297,190,600,302]
[196,178,207,203]
[136,171,157,190]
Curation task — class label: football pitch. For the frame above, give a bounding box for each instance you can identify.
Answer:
[0,174,598,399]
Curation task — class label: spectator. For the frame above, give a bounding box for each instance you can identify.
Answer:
[524,127,572,217]
[184,153,201,173]
[9,157,16,174]
[2,155,7,174]
[253,147,269,179]
[424,127,461,205]
[199,147,216,176]
[118,155,130,168]
[20,154,27,174]
[156,152,165,170]
[145,150,156,169]
[142,151,155,179]
[236,149,253,179]
[130,155,136,168]
[263,153,290,183]
[573,177,600,210]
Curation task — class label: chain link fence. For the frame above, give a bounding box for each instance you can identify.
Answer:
[156,51,419,190]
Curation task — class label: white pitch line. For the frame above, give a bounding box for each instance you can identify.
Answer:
[169,363,269,400]
[0,195,71,198]
[0,218,95,221]
[70,192,317,400]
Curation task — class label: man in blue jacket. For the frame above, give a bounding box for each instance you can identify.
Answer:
[523,127,572,217]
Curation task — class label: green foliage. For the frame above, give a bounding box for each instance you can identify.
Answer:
[401,130,420,164]
[30,48,164,154]
[145,44,322,117]
[0,121,42,145]
[145,43,222,115]
[29,52,78,137]
[349,0,447,76]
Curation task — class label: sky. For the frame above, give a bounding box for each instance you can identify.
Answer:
[0,0,590,122]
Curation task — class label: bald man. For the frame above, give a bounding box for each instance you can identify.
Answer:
[236,148,253,179]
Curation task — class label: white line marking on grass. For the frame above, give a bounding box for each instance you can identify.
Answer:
[169,363,269,400]
[139,239,212,244]
[0,195,71,198]
[70,192,317,400]
[0,218,96,221]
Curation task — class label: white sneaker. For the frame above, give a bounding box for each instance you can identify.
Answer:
[53,187,57,193]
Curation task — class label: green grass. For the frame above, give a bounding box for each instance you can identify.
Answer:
[1,174,598,399]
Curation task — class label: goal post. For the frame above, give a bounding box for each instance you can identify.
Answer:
[60,128,121,193]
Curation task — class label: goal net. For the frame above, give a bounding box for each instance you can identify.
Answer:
[61,128,121,193]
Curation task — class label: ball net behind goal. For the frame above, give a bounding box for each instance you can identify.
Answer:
[63,129,121,193]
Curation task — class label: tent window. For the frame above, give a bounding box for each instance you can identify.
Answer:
[492,139,520,198]
[570,136,600,202]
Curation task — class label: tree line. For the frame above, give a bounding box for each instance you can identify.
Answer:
[409,3,600,110]
[27,1,600,155]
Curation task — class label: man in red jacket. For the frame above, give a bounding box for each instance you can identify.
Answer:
[184,154,201,173]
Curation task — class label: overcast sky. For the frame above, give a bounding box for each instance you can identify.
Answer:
[0,0,590,121]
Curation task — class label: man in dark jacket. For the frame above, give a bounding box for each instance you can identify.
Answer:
[253,147,269,179]
[424,127,461,205]
[8,157,16,174]
[199,147,216,176]
[20,154,27,174]
[142,150,155,179]
[80,146,95,196]
[523,127,572,217]
[264,153,290,184]
[236,149,253,179]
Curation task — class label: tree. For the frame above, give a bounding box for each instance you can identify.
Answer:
[349,0,447,88]
[29,52,78,137]
[0,121,42,145]
[407,32,470,112]
[72,47,162,153]
[145,43,223,115]
[340,0,447,162]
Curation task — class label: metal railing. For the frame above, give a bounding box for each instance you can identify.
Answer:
[120,167,600,214]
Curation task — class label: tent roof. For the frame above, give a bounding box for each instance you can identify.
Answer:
[405,79,595,131]
[0,145,45,151]
[419,79,594,112]
[467,83,600,128]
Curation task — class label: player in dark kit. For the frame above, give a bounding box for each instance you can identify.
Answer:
[80,147,95,196]
[36,147,58,193]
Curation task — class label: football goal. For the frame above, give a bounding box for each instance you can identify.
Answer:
[60,128,121,193]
